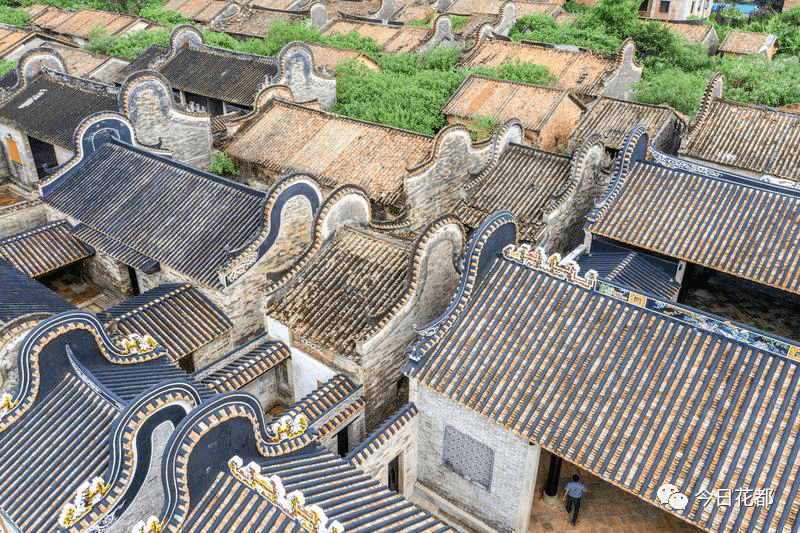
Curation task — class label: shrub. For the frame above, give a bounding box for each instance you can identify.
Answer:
[202,20,381,56]
[209,153,240,176]
[137,0,191,25]
[333,46,554,135]
[87,28,171,59]
[0,6,30,25]
[509,14,621,53]
[467,114,497,141]
[0,60,16,75]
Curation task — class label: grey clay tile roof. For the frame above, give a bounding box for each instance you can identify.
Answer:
[44,140,267,288]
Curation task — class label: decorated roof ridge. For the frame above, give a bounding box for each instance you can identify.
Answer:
[38,112,170,195]
[263,184,371,296]
[543,132,604,216]
[223,455,345,533]
[56,380,203,532]
[585,123,647,223]
[362,214,464,342]
[0,46,66,102]
[615,37,641,68]
[150,392,318,532]
[688,72,724,134]
[0,311,166,431]
[268,40,336,86]
[404,238,800,533]
[500,241,800,361]
[217,172,322,287]
[407,117,522,175]
[333,11,406,26]
[286,373,363,427]
[149,24,277,72]
[118,70,207,119]
[40,68,120,98]
[0,197,42,216]
[606,124,800,201]
[407,210,514,354]
[346,402,417,466]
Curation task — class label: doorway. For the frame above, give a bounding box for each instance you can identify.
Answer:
[127,265,140,296]
[337,423,351,457]
[28,136,57,178]
[388,454,401,493]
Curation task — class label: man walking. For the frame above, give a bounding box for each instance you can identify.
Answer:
[564,474,586,526]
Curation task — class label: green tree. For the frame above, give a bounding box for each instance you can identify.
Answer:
[209,153,240,176]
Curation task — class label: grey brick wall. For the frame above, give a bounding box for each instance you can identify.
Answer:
[414,383,538,533]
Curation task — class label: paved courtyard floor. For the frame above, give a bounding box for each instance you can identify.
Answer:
[530,455,703,533]
[43,270,121,312]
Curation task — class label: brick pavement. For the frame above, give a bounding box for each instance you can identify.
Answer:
[530,454,704,533]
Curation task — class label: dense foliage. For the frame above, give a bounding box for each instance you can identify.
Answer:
[509,14,620,52]
[137,0,190,25]
[87,19,381,60]
[332,46,554,135]
[76,0,800,133]
[202,20,382,56]
[508,0,800,117]
[0,60,16,75]
[725,5,800,56]
[208,153,240,176]
[0,5,30,25]
[407,14,469,31]
[87,27,171,59]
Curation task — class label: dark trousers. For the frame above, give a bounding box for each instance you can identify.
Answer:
[566,495,581,525]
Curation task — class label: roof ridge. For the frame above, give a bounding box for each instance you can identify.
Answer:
[41,69,119,98]
[104,139,266,198]
[344,224,413,250]
[503,244,800,359]
[464,73,567,93]
[109,283,192,323]
[272,99,433,140]
[0,219,68,244]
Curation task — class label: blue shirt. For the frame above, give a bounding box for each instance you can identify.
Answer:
[565,481,585,498]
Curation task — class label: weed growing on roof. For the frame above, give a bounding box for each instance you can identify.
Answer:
[0,60,16,76]
[0,5,29,25]
[405,15,469,31]
[136,0,191,25]
[467,114,497,141]
[87,27,171,59]
[203,20,382,56]
[508,0,800,116]
[209,153,240,176]
[332,45,553,135]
